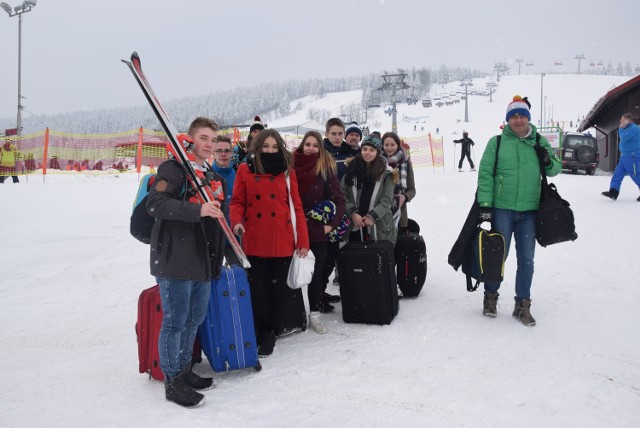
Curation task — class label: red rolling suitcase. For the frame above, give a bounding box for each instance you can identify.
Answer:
[136,284,201,381]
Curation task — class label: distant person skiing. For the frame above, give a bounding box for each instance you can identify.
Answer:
[453,131,475,171]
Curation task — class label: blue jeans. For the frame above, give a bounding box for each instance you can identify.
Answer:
[484,208,536,302]
[156,277,210,380]
[610,151,640,192]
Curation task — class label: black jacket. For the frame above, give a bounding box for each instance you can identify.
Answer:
[453,136,475,153]
[147,160,226,281]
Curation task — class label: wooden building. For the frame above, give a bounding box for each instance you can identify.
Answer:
[578,74,640,172]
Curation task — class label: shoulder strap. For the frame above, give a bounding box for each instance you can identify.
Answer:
[493,136,501,177]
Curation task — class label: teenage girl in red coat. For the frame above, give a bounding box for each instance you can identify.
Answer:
[230,129,309,357]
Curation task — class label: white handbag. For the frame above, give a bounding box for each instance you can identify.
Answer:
[285,174,315,289]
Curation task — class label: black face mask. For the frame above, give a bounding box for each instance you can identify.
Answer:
[249,151,287,176]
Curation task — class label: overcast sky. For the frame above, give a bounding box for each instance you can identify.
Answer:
[0,0,638,121]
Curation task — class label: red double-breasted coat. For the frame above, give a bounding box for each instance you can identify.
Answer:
[230,163,309,258]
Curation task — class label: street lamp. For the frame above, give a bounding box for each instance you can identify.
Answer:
[1,0,38,137]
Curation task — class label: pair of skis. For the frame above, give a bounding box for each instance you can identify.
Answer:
[122,52,250,269]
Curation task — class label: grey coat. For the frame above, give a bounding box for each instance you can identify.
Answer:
[340,168,397,243]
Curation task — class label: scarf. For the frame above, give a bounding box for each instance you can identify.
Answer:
[248,151,287,176]
[344,156,375,189]
[293,150,319,191]
[384,148,408,191]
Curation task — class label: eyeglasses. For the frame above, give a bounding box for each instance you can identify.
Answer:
[215,149,232,154]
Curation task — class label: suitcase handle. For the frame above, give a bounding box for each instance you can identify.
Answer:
[359,224,378,242]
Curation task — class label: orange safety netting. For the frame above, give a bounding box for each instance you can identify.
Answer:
[1,128,444,176]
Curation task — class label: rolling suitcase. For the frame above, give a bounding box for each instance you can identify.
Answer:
[198,266,262,372]
[136,285,164,381]
[136,284,202,381]
[395,232,427,297]
[337,229,399,325]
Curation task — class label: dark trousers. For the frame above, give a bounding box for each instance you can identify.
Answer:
[247,255,306,338]
[458,150,474,169]
[321,240,340,291]
[308,242,328,311]
[0,175,19,183]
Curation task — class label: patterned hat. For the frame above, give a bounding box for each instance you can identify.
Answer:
[361,135,382,151]
[505,95,531,122]
[249,115,265,134]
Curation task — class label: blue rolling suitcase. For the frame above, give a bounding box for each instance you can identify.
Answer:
[198,265,262,372]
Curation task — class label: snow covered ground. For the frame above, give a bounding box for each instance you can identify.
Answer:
[1,73,639,427]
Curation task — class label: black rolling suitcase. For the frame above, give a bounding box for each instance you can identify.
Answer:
[337,227,399,325]
[395,232,427,297]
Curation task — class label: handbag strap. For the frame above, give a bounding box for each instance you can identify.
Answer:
[532,132,549,187]
[285,173,298,245]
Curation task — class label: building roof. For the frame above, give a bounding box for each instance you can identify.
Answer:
[578,74,640,132]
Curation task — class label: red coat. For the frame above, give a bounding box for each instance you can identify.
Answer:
[230,163,310,258]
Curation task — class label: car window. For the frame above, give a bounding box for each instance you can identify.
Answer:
[565,137,596,149]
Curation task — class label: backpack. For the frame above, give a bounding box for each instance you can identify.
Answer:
[130,174,160,244]
[461,227,506,291]
[130,171,187,244]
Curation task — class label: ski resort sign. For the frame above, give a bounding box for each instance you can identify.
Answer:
[538,126,562,149]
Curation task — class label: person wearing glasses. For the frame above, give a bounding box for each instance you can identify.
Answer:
[211,135,236,213]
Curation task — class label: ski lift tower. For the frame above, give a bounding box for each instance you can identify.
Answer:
[378,71,409,133]
[574,54,585,74]
[460,79,473,122]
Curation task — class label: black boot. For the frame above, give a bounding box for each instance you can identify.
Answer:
[165,372,205,408]
[601,188,619,200]
[258,330,276,358]
[183,364,215,390]
[322,291,341,303]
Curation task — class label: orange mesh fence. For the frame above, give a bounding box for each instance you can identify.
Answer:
[2,128,444,176]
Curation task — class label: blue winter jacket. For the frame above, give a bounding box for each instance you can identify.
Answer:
[618,122,640,155]
[212,162,236,223]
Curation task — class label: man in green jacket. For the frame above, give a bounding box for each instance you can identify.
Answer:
[476,96,561,326]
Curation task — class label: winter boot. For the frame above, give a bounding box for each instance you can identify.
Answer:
[513,299,536,326]
[458,168,463,172]
[637,195,640,202]
[319,300,335,314]
[322,291,341,303]
[183,364,215,391]
[258,329,276,358]
[308,311,328,334]
[483,292,499,317]
[601,188,619,200]
[165,372,205,408]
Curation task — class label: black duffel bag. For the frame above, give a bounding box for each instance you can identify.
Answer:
[534,139,578,247]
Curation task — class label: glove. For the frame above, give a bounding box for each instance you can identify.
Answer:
[534,145,551,166]
[479,207,493,223]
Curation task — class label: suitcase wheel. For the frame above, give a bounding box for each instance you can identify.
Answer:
[254,362,262,372]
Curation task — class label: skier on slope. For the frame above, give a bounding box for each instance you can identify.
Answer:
[453,131,475,172]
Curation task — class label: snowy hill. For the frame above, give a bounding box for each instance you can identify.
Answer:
[1,73,639,427]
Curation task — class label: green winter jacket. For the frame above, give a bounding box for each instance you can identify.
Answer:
[477,124,561,211]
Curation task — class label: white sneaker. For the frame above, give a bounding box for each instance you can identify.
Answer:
[470,168,476,172]
[308,312,328,334]
[458,169,463,172]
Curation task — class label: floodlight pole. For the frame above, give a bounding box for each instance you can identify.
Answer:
[1,1,37,137]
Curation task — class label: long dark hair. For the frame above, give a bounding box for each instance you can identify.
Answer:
[248,129,292,175]
[345,152,387,186]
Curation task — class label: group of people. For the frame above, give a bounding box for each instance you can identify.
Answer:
[144,97,640,408]
[146,115,417,407]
